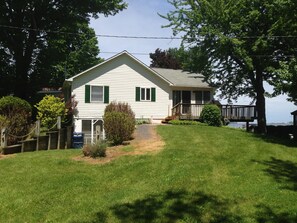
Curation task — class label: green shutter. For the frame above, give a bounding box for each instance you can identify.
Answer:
[136,87,140,101]
[104,86,109,104]
[151,87,156,102]
[85,85,90,103]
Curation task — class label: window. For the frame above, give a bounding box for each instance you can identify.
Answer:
[91,86,103,102]
[140,87,151,101]
[136,87,156,102]
[194,91,211,104]
[85,85,109,104]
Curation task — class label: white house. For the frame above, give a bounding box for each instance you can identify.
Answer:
[65,51,214,143]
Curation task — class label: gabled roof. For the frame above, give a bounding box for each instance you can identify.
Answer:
[65,50,173,85]
[152,68,211,88]
[65,50,212,89]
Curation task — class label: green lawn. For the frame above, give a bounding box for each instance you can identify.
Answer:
[0,125,297,222]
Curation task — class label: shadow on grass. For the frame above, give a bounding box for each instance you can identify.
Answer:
[255,157,297,191]
[255,205,297,223]
[84,190,241,223]
[251,133,297,148]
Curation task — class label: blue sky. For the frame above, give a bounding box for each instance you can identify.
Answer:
[90,0,297,123]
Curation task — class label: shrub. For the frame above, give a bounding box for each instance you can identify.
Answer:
[136,119,151,125]
[200,104,222,127]
[0,115,8,129]
[104,101,135,121]
[82,141,107,158]
[168,120,206,125]
[104,112,135,145]
[0,96,32,145]
[35,95,67,129]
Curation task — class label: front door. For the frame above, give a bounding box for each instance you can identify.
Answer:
[182,91,191,114]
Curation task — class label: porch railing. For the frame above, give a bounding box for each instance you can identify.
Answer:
[172,103,257,121]
[172,103,205,119]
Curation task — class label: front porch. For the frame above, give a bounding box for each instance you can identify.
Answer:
[172,103,257,122]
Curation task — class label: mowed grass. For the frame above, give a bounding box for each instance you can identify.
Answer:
[0,125,297,222]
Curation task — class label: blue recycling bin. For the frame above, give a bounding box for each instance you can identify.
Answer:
[72,132,84,148]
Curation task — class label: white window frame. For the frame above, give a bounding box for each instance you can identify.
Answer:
[90,85,104,103]
[140,87,151,101]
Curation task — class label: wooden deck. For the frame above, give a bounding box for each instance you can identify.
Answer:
[172,103,257,122]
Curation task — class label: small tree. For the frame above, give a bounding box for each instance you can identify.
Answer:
[103,102,135,145]
[0,96,32,145]
[35,95,67,129]
[200,104,222,127]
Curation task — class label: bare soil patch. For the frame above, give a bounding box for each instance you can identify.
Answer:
[0,154,15,160]
[73,124,165,165]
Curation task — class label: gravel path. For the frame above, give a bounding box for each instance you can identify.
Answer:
[133,124,155,141]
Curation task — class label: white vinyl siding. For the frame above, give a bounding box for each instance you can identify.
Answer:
[71,54,171,123]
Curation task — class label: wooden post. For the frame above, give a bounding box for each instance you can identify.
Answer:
[66,126,73,149]
[95,125,101,142]
[1,128,7,148]
[246,121,249,132]
[57,116,61,150]
[47,133,51,150]
[35,120,40,151]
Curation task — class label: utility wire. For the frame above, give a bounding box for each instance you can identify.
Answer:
[0,24,182,40]
[1,24,297,40]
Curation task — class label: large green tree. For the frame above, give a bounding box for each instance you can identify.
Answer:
[0,0,126,100]
[164,0,297,133]
[274,59,297,105]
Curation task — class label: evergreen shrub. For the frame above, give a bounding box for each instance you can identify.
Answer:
[200,104,222,127]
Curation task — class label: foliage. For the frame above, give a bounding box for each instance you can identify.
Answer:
[0,96,32,145]
[32,23,103,90]
[164,0,297,133]
[200,104,222,127]
[82,141,107,158]
[35,95,67,129]
[64,94,78,126]
[0,115,8,130]
[103,112,135,145]
[274,59,297,105]
[1,126,297,222]
[136,119,151,125]
[0,0,127,99]
[104,101,135,120]
[168,120,205,125]
[150,48,183,69]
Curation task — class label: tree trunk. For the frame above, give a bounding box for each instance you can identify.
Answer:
[14,54,29,100]
[255,70,267,134]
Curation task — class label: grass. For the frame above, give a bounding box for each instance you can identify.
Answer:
[0,125,297,222]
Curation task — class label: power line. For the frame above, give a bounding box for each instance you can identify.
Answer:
[1,24,297,40]
[101,51,149,55]
[0,24,182,40]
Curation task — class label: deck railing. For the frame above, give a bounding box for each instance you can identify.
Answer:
[221,105,257,121]
[172,103,257,121]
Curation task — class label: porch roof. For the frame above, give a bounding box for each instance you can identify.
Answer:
[152,68,212,89]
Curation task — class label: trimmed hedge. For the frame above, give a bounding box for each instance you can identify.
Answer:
[200,104,222,127]
[0,96,32,145]
[168,120,206,125]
